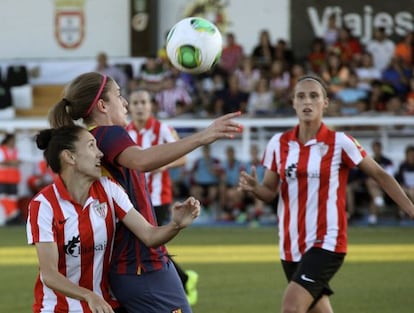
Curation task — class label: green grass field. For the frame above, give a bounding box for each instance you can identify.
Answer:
[1,225,414,313]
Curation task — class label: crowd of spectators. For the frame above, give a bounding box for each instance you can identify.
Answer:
[116,24,414,120]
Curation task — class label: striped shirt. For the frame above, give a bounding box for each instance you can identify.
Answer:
[90,126,169,275]
[26,176,132,313]
[262,123,366,261]
[126,117,178,206]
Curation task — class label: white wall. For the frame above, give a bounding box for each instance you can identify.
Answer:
[0,0,290,60]
[0,0,130,59]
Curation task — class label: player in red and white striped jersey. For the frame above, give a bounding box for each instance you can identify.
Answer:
[27,126,200,313]
[239,74,414,313]
[126,90,186,224]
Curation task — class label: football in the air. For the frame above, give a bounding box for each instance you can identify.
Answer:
[166,17,223,74]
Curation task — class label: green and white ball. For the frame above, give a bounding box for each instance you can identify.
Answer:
[166,17,223,74]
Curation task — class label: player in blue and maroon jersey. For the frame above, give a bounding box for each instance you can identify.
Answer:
[48,72,242,313]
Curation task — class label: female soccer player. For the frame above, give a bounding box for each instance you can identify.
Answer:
[48,72,241,313]
[238,74,414,313]
[27,125,200,313]
[126,89,199,305]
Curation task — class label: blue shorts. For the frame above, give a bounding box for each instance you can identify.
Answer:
[110,260,191,313]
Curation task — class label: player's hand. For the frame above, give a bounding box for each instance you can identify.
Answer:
[238,166,258,193]
[84,291,114,313]
[171,197,201,229]
[199,111,243,144]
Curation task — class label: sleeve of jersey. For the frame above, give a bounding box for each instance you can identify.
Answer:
[26,195,56,244]
[262,134,280,172]
[103,178,134,220]
[94,126,137,164]
[341,133,367,167]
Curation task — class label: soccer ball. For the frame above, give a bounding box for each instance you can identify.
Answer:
[166,17,223,74]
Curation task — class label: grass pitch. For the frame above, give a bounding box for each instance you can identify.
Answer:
[1,225,414,313]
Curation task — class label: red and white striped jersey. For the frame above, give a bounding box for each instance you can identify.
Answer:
[126,117,178,206]
[263,124,366,261]
[26,176,133,313]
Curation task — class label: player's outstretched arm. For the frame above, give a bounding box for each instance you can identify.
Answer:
[118,111,243,172]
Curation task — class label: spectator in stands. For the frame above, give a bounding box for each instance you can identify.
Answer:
[155,74,193,118]
[334,71,369,116]
[189,145,222,217]
[136,55,170,93]
[213,73,248,115]
[365,27,396,73]
[307,37,327,74]
[233,56,261,93]
[381,56,412,99]
[95,52,129,96]
[394,31,413,68]
[366,80,393,112]
[269,59,291,108]
[330,26,362,66]
[395,145,414,219]
[272,38,295,70]
[251,29,274,71]
[244,144,268,224]
[365,140,395,225]
[27,159,55,195]
[320,51,351,95]
[247,76,274,117]
[218,32,244,75]
[323,13,339,48]
[218,145,245,222]
[0,133,22,225]
[354,52,382,91]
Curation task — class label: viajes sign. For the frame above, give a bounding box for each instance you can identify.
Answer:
[290,0,414,60]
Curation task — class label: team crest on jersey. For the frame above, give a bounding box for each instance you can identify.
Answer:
[171,309,182,313]
[318,143,329,157]
[91,200,108,218]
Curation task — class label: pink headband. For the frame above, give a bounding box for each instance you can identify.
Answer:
[83,74,107,118]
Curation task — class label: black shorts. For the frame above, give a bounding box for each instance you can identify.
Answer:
[281,247,345,301]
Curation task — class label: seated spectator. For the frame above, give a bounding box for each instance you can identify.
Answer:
[365,27,396,73]
[95,51,129,96]
[381,57,412,98]
[334,71,369,116]
[136,55,170,93]
[395,145,414,219]
[365,141,395,225]
[320,51,351,95]
[244,144,268,223]
[189,145,222,216]
[213,74,248,115]
[218,32,244,75]
[394,31,413,68]
[27,159,55,195]
[331,26,362,66]
[355,52,382,91]
[218,146,245,222]
[323,13,339,48]
[247,76,274,117]
[307,37,327,74]
[251,29,274,71]
[269,59,291,107]
[233,56,261,93]
[155,74,193,118]
[272,38,295,70]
